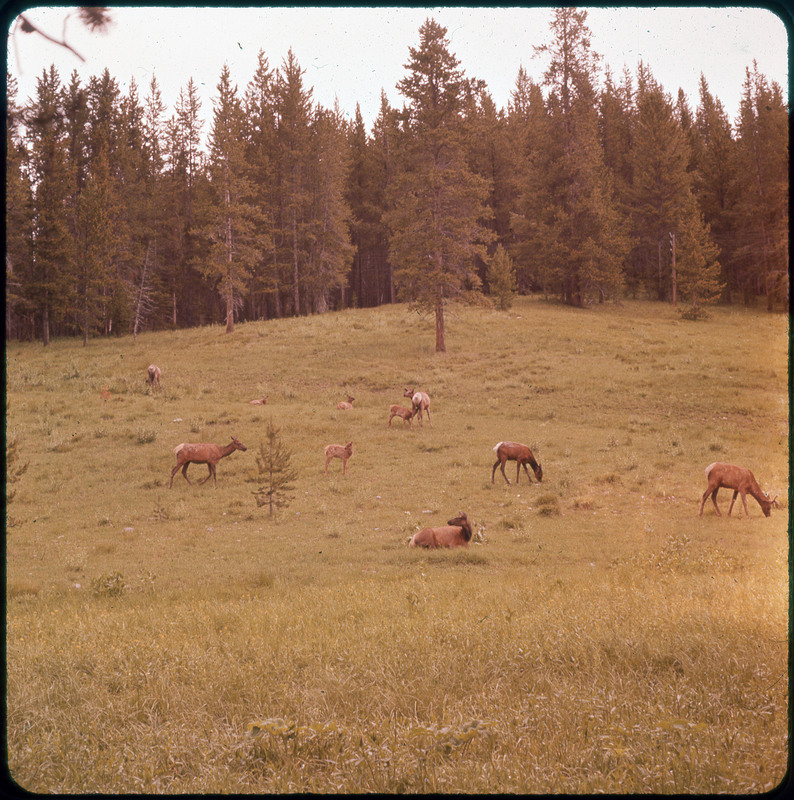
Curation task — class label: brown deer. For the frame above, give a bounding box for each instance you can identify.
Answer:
[248,396,268,405]
[388,404,415,429]
[336,395,355,410]
[403,388,431,427]
[146,364,161,392]
[409,512,473,548]
[492,441,543,485]
[699,462,777,518]
[169,436,247,487]
[324,442,353,476]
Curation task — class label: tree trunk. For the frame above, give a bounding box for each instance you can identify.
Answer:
[435,288,446,353]
[291,209,300,315]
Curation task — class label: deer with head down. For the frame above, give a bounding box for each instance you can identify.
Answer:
[492,441,542,485]
[409,512,473,548]
[388,404,415,429]
[403,388,431,427]
[169,436,247,487]
[699,461,777,518]
[146,364,161,392]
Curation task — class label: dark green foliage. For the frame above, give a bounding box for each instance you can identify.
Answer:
[487,244,517,310]
[5,13,787,342]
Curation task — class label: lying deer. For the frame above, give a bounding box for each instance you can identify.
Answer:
[492,441,543,485]
[336,395,355,410]
[388,404,414,429]
[403,388,431,427]
[699,461,777,518]
[146,364,161,392]
[409,512,473,548]
[169,436,247,487]
[248,396,268,405]
[324,442,353,476]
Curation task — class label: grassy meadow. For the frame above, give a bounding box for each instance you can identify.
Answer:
[5,297,789,793]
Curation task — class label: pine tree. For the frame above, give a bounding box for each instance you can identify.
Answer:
[243,51,279,318]
[347,104,383,308]
[6,73,34,339]
[26,66,74,344]
[162,78,211,327]
[306,102,355,313]
[365,92,401,305]
[252,419,298,516]
[520,7,626,305]
[388,18,493,352]
[692,75,738,301]
[628,65,692,301]
[275,49,314,316]
[488,244,517,310]
[76,145,117,344]
[204,64,261,333]
[733,63,788,309]
[675,196,723,319]
[506,69,548,293]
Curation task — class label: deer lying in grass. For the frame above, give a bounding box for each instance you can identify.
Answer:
[248,396,268,405]
[492,441,543,485]
[388,404,415,429]
[409,512,473,548]
[336,395,355,410]
[403,388,431,427]
[699,462,777,518]
[146,364,161,392]
[169,436,247,487]
[324,442,353,476]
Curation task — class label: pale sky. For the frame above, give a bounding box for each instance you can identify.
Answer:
[6,5,790,135]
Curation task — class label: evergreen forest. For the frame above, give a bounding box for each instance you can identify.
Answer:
[5,10,788,349]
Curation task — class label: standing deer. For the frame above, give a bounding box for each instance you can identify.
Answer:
[409,512,473,548]
[492,441,543,485]
[324,442,353,476]
[146,364,161,392]
[699,462,777,517]
[336,395,355,410]
[169,436,247,487]
[403,388,431,427]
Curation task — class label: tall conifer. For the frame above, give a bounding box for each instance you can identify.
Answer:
[388,18,493,352]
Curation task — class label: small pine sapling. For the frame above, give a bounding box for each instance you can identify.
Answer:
[252,419,297,516]
[488,244,518,310]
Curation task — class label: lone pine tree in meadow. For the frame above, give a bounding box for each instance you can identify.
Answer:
[387,18,493,352]
[252,419,297,516]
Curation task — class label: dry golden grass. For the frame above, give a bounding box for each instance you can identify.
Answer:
[5,298,789,793]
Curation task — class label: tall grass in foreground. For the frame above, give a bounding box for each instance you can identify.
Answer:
[5,298,789,792]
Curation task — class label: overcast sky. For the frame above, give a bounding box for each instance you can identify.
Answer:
[7,5,790,134]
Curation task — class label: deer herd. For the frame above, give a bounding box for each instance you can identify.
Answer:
[150,363,779,548]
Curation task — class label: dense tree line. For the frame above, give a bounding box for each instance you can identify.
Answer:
[6,10,788,348]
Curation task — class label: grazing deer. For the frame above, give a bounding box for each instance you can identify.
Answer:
[403,388,431,427]
[169,436,247,487]
[388,405,415,429]
[146,364,161,392]
[409,512,473,548]
[492,441,543,485]
[336,395,355,410]
[699,462,777,518]
[324,442,353,476]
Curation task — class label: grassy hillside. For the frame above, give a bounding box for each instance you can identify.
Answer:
[6,297,789,793]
